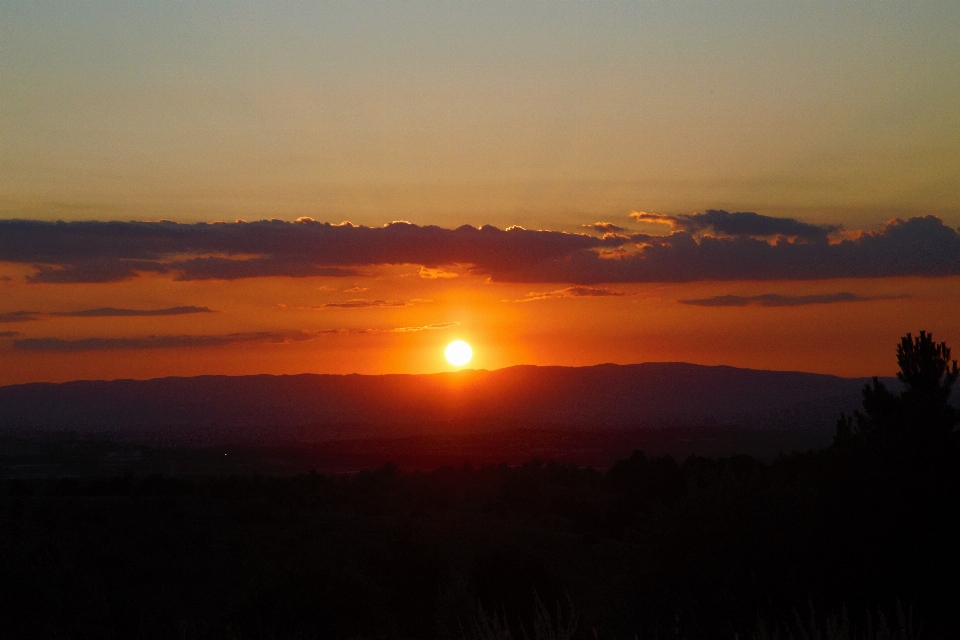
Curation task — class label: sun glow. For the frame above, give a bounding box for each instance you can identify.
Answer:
[445,340,473,367]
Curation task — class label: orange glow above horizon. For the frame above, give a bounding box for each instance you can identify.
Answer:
[1,261,958,385]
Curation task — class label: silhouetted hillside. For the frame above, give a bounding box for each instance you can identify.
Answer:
[0,363,887,444]
[2,334,959,638]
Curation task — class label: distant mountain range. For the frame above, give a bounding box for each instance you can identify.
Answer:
[0,363,892,445]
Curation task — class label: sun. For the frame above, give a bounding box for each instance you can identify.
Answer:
[445,340,473,367]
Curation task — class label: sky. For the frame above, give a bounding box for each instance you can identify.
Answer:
[1,1,959,384]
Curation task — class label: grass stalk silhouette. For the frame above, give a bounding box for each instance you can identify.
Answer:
[751,603,919,640]
[464,594,578,640]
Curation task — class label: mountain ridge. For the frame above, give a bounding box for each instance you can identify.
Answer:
[0,362,890,444]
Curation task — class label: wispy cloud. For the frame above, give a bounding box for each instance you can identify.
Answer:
[389,321,460,332]
[57,306,214,318]
[678,292,908,307]
[0,306,213,323]
[14,333,279,352]
[12,330,341,352]
[311,299,411,309]
[12,322,459,352]
[511,286,628,302]
[418,266,459,279]
[0,311,41,323]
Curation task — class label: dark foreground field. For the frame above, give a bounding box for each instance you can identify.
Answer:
[3,335,957,639]
[1,440,958,639]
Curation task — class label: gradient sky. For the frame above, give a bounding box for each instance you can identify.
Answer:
[1,1,959,384]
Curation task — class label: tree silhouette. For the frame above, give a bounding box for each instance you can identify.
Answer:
[836,331,959,449]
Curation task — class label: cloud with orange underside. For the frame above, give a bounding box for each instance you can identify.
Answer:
[418,266,459,279]
[2,214,958,284]
[509,286,628,302]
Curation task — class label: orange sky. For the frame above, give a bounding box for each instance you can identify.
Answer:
[1,3,958,384]
[2,252,958,385]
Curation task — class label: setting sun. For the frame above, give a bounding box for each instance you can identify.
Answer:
[445,340,473,367]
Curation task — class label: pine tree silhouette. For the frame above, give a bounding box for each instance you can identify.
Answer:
[835,331,959,449]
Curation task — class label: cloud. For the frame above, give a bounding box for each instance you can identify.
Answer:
[312,299,411,309]
[12,329,343,352]
[0,306,213,323]
[0,311,41,323]
[342,286,368,293]
[57,306,214,318]
[631,209,840,242]
[584,222,627,233]
[0,219,611,283]
[25,259,171,284]
[514,286,628,302]
[418,266,459,279]
[168,257,355,282]
[12,323,458,352]
[522,215,960,284]
[14,333,281,352]
[2,215,959,284]
[678,292,908,307]
[389,321,460,332]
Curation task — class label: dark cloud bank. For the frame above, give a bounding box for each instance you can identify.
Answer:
[632,210,841,242]
[1,213,958,284]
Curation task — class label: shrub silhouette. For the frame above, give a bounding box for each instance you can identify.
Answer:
[836,331,959,449]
